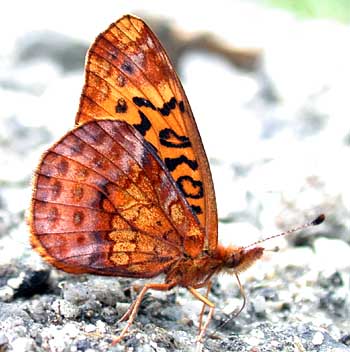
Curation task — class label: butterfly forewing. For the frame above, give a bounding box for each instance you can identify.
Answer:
[30,120,205,277]
[76,15,218,251]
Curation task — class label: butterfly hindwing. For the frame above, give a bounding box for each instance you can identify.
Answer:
[30,120,204,277]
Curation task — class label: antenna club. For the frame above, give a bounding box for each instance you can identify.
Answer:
[311,214,325,226]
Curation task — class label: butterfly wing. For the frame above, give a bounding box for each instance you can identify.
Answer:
[30,120,204,277]
[76,15,218,251]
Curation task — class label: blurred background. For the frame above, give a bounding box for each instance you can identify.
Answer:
[1,0,350,351]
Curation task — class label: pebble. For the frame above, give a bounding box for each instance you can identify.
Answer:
[52,299,80,319]
[312,331,324,346]
[10,337,34,352]
[0,333,9,346]
[252,295,266,316]
[84,324,96,333]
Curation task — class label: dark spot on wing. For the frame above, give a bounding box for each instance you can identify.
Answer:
[115,98,128,113]
[164,155,198,172]
[159,129,191,148]
[133,111,151,136]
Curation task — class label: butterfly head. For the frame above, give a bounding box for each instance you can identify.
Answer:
[216,245,264,275]
[224,246,264,274]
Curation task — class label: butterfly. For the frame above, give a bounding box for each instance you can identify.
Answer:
[29,14,324,346]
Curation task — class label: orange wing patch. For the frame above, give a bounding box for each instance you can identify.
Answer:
[30,120,204,277]
[76,15,218,250]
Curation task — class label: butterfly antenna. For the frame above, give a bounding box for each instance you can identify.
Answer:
[243,214,325,250]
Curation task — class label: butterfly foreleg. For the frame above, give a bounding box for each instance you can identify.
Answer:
[187,286,215,344]
[112,282,176,345]
[197,281,212,333]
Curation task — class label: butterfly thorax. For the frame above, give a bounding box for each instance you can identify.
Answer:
[164,254,222,287]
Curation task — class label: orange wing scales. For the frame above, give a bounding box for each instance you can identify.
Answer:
[30,120,204,277]
[76,15,218,247]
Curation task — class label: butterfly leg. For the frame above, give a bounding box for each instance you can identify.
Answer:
[112,282,176,345]
[117,299,136,323]
[118,283,146,322]
[198,281,212,333]
[234,273,246,316]
[187,286,215,344]
[211,273,247,334]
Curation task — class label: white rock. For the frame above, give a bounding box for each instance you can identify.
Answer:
[10,337,34,352]
[312,331,324,346]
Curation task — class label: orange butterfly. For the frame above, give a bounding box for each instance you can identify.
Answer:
[29,15,324,346]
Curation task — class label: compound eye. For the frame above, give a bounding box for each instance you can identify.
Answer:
[227,253,240,268]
